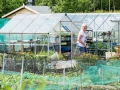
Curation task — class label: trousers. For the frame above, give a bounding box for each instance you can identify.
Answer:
[76,44,88,54]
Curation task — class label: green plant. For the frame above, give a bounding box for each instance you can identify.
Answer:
[108,55,120,61]
[0,53,3,68]
[58,53,65,60]
[0,73,46,90]
[75,53,98,65]
[94,10,104,13]
[89,41,107,56]
[48,52,65,60]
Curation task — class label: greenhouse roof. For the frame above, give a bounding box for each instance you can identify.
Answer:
[0,13,76,34]
[67,13,120,31]
[0,13,120,34]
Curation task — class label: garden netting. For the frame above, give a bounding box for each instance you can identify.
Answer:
[1,58,120,90]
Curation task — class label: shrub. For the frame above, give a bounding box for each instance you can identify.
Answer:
[75,53,98,65]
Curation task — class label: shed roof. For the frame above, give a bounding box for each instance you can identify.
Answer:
[27,6,52,13]
[2,4,52,18]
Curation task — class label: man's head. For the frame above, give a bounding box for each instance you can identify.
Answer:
[81,23,87,31]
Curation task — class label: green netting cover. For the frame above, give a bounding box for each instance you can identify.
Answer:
[0,18,10,42]
[0,18,10,29]
[1,60,120,90]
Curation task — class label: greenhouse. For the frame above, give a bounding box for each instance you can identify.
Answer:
[1,13,120,90]
[0,13,120,58]
[0,14,79,59]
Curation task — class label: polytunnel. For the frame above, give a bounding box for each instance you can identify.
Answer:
[0,13,120,58]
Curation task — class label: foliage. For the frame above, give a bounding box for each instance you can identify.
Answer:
[45,0,94,13]
[48,52,65,60]
[0,0,25,17]
[3,51,52,61]
[94,10,104,13]
[1,0,120,17]
[0,73,46,90]
[1,52,120,89]
[0,53,3,68]
[34,0,120,13]
[59,53,65,60]
[35,0,48,6]
[88,41,108,55]
[37,51,66,60]
[0,0,3,15]
[107,55,120,61]
[89,41,107,49]
[74,53,98,65]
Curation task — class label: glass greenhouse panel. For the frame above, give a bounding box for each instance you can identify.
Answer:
[71,33,78,58]
[53,21,79,34]
[11,15,38,33]
[60,14,71,22]
[111,20,120,45]
[50,13,65,20]
[61,22,79,33]
[36,34,60,56]
[23,14,51,34]
[36,14,65,33]
[6,34,35,52]
[52,23,60,33]
[22,34,35,52]
[67,13,120,32]
[9,34,21,52]
[22,34,34,40]
[0,34,9,53]
[0,14,26,33]
[0,34,5,42]
[52,22,65,33]
[61,22,71,32]
[36,25,52,33]
[68,14,87,21]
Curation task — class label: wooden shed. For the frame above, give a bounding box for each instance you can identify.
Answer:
[2,4,52,18]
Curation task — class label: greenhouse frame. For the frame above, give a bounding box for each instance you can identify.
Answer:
[0,13,120,58]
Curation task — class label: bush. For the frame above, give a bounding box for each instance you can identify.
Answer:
[75,53,98,65]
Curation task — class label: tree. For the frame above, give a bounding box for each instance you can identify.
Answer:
[35,0,49,6]
[0,0,24,17]
[0,0,3,16]
[1,0,120,18]
[77,0,94,12]
[45,0,94,13]
[34,0,120,13]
